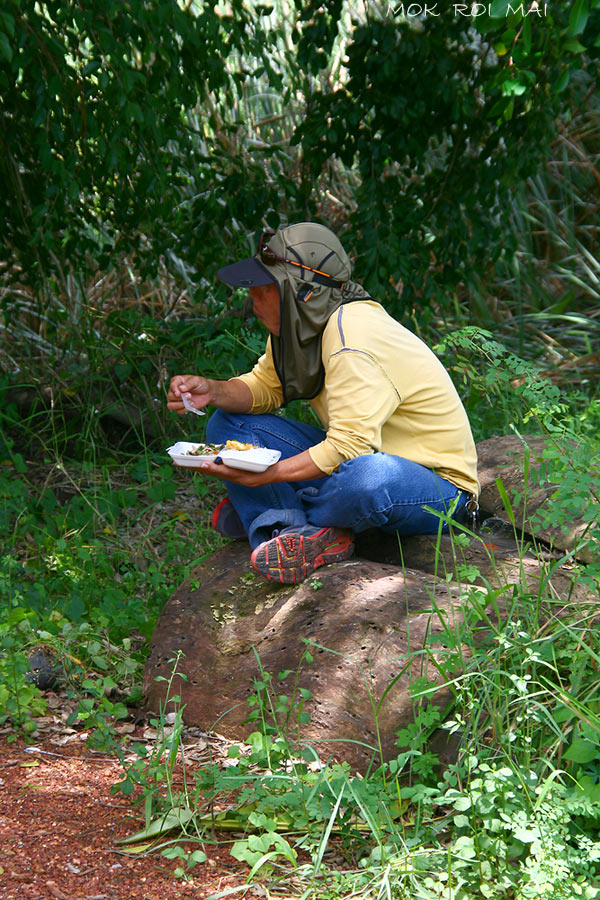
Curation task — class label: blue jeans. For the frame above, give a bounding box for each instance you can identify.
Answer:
[206,410,467,549]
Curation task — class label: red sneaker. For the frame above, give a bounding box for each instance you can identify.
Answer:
[251,526,354,584]
[211,498,247,540]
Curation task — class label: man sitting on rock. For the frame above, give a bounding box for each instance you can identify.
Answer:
[168,222,479,585]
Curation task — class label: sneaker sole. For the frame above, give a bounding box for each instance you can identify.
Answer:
[251,527,354,584]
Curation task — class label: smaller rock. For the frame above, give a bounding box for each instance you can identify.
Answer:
[25,650,57,691]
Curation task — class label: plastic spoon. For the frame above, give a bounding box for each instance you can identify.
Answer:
[181,392,205,416]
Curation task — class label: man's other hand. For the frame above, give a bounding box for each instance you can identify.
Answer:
[168,375,211,415]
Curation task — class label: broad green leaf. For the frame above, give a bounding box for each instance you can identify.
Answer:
[503,80,527,97]
[569,0,589,35]
[82,59,102,76]
[161,845,186,860]
[116,807,195,845]
[513,826,538,843]
[563,738,599,764]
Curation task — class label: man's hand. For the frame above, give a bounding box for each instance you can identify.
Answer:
[167,374,253,415]
[168,375,211,415]
[175,458,277,488]
[173,450,325,487]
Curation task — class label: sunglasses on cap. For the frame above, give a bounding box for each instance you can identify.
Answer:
[258,231,345,290]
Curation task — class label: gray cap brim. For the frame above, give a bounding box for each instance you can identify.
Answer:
[217,257,275,287]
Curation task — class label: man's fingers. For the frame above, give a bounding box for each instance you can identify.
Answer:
[169,374,203,397]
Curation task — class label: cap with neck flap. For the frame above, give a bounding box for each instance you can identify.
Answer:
[219,222,371,404]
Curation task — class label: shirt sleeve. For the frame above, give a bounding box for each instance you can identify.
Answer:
[308,348,401,475]
[233,338,283,413]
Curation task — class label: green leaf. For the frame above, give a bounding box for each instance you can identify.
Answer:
[522,15,531,54]
[503,80,527,97]
[0,32,12,63]
[490,0,514,17]
[563,738,599,764]
[569,0,589,35]
[82,59,102,76]
[563,39,587,52]
[116,807,195,845]
[114,363,131,380]
[161,845,186,860]
[118,777,135,796]
[147,480,176,503]
[495,478,515,525]
[554,70,570,94]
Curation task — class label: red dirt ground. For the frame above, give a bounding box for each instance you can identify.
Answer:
[0,737,250,900]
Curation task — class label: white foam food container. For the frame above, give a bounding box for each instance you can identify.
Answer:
[166,442,281,472]
[166,441,221,467]
[219,448,281,472]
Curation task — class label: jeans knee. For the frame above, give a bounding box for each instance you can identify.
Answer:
[337,454,395,494]
[206,409,235,443]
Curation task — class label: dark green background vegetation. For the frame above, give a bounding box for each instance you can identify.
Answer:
[1,1,600,895]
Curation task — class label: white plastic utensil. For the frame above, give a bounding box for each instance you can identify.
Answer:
[181,392,205,416]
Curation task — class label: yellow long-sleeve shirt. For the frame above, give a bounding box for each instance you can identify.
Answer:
[235,300,479,496]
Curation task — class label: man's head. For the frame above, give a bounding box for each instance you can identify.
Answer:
[217,223,352,298]
[219,222,369,403]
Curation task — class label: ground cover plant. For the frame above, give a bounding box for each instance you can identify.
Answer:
[1,330,598,897]
[1,0,599,895]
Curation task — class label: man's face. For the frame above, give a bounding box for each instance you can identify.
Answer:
[249,283,280,336]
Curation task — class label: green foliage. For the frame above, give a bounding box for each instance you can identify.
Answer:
[4,0,598,309]
[115,530,600,896]
[428,760,600,899]
[296,1,599,300]
[1,3,599,894]
[0,0,290,279]
[0,446,221,742]
[435,326,595,440]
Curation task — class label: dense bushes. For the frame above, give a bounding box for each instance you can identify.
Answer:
[2,1,598,299]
